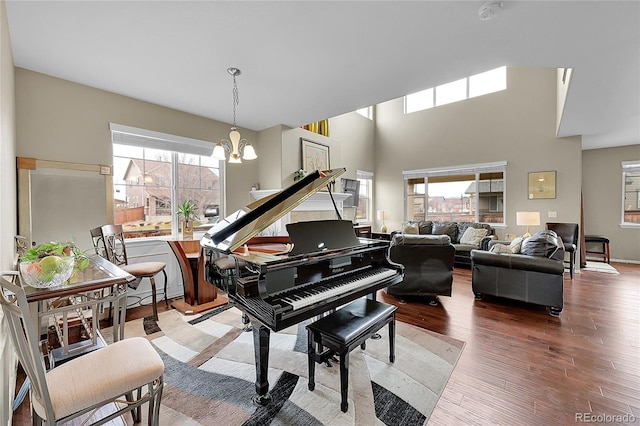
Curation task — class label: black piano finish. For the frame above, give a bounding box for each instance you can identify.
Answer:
[201,169,404,406]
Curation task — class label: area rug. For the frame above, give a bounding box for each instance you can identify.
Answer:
[582,261,619,274]
[118,305,464,426]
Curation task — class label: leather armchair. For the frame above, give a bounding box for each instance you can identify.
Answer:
[545,222,579,279]
[385,234,455,304]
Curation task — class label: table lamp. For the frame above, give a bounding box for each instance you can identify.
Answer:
[377,210,389,233]
[516,211,540,238]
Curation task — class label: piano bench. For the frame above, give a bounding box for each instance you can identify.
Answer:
[306,298,397,413]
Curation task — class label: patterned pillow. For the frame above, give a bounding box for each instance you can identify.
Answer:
[489,243,513,254]
[459,227,488,246]
[509,236,524,253]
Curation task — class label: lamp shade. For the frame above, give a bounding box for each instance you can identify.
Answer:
[377,210,389,221]
[516,211,540,226]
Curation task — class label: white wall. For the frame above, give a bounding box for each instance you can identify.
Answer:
[0,0,17,423]
[373,67,583,240]
[583,145,640,261]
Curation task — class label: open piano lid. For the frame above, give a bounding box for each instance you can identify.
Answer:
[201,168,346,254]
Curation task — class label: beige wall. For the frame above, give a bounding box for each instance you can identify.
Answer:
[15,68,258,221]
[0,0,17,423]
[374,67,583,240]
[583,145,640,261]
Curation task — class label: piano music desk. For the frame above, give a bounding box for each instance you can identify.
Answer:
[168,240,228,315]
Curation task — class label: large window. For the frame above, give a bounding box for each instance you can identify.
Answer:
[356,170,373,223]
[622,161,640,226]
[110,124,222,239]
[405,66,507,114]
[404,162,506,224]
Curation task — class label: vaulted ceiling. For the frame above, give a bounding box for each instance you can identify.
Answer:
[5,1,639,150]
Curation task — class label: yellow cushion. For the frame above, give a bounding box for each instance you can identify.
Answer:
[32,337,164,421]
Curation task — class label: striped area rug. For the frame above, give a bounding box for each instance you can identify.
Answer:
[121,304,464,426]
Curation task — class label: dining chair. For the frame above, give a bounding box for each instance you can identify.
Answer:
[90,224,168,321]
[545,222,579,279]
[0,275,165,426]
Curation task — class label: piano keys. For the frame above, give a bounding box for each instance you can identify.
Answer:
[201,168,404,406]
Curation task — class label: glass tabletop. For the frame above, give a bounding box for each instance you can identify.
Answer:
[24,255,135,302]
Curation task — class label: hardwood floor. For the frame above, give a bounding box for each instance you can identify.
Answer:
[12,262,640,425]
[378,262,640,425]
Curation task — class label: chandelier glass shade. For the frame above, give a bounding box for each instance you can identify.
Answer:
[213,67,257,163]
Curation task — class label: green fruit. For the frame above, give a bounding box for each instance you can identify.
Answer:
[39,256,63,274]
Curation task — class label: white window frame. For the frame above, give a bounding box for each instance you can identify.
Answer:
[110,123,224,239]
[403,161,507,225]
[621,160,640,227]
[356,170,373,223]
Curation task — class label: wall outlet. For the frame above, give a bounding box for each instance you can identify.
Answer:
[548,211,557,218]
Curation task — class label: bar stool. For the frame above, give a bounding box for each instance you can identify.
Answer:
[585,235,610,263]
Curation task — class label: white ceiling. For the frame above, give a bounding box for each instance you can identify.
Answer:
[5,1,639,150]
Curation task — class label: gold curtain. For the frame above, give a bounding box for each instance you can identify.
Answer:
[302,119,329,137]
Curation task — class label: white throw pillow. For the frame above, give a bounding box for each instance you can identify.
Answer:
[459,227,488,246]
[402,223,419,235]
[489,243,513,254]
[509,236,524,254]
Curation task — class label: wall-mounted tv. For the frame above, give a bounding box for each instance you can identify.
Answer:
[341,178,360,208]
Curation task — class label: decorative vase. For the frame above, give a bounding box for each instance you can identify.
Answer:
[182,220,194,240]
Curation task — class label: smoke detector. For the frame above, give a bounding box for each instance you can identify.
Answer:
[478,2,503,21]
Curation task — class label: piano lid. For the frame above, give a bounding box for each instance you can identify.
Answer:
[201,168,346,253]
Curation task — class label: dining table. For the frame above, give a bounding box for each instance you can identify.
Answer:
[24,254,135,364]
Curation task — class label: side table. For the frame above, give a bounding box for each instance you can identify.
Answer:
[371,232,392,241]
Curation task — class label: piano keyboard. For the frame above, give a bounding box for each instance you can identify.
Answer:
[273,268,397,312]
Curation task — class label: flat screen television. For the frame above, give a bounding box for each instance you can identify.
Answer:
[341,178,360,208]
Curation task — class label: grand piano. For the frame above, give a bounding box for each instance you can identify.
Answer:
[200,168,404,405]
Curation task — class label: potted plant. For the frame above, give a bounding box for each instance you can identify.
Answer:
[177,200,200,239]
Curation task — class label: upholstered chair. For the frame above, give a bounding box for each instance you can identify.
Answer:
[545,222,579,279]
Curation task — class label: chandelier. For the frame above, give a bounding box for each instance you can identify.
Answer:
[212,67,257,163]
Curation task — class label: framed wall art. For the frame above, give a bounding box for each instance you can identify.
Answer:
[528,171,556,199]
[301,138,329,172]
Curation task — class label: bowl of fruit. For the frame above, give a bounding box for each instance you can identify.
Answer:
[19,242,86,289]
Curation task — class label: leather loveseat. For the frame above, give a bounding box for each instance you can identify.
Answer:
[470,230,565,316]
[396,221,495,267]
[385,233,455,304]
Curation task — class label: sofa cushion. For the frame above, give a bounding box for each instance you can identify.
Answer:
[520,230,562,259]
[432,222,458,242]
[459,227,488,246]
[392,234,451,246]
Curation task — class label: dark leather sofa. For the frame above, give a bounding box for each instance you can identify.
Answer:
[385,233,455,303]
[395,221,495,267]
[470,230,565,316]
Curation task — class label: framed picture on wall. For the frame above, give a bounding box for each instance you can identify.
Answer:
[301,138,329,172]
[528,171,556,199]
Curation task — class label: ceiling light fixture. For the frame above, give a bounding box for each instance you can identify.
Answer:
[478,1,503,21]
[212,67,257,164]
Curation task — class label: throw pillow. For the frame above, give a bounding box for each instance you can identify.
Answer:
[520,230,562,258]
[402,222,419,235]
[489,243,513,254]
[509,236,524,254]
[459,227,488,246]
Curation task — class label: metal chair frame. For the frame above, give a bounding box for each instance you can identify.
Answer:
[90,224,168,320]
[0,275,164,425]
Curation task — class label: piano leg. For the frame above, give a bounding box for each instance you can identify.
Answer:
[242,313,253,332]
[252,322,272,406]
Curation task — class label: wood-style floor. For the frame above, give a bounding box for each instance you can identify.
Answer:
[12,262,640,425]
